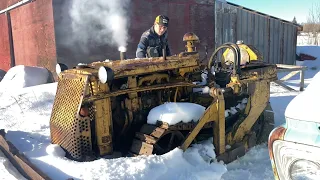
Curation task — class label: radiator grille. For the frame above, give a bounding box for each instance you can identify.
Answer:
[50,74,93,161]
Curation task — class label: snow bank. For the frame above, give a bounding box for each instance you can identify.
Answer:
[285,71,320,122]
[46,144,66,157]
[0,65,53,91]
[0,82,57,132]
[147,102,206,125]
[221,144,273,180]
[297,34,320,46]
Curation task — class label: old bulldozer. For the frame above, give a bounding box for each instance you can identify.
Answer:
[50,32,277,163]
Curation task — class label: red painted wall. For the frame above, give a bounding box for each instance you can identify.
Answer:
[0,14,10,71]
[0,0,15,71]
[53,0,215,67]
[131,0,215,60]
[1,0,215,72]
[0,0,57,72]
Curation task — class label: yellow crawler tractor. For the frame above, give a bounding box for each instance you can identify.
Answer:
[50,33,277,163]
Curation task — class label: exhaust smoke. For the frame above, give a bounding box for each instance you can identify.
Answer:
[69,0,131,53]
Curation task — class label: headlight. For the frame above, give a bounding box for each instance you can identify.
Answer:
[98,66,114,84]
[290,159,320,180]
[56,63,68,75]
[273,140,320,180]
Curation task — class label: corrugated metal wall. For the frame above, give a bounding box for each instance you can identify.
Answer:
[215,1,298,65]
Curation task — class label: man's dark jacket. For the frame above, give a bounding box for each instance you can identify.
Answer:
[136,26,171,58]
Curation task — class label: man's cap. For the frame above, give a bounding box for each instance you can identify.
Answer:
[155,15,169,27]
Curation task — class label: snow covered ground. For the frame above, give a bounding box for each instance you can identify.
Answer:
[0,46,319,180]
[297,33,320,46]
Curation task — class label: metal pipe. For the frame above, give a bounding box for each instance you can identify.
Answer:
[6,12,15,67]
[120,51,126,60]
[0,0,34,15]
[162,46,166,60]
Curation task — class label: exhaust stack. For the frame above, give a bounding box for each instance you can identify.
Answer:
[120,51,126,60]
[118,46,127,60]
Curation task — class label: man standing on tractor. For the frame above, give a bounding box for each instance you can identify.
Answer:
[136,15,171,58]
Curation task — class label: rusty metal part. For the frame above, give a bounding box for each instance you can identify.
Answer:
[162,46,167,60]
[183,32,200,42]
[137,74,169,86]
[240,64,278,83]
[268,127,286,180]
[0,129,51,180]
[49,39,278,163]
[90,76,113,156]
[156,121,214,131]
[130,124,186,156]
[49,74,93,161]
[181,88,226,155]
[217,143,246,164]
[153,131,184,155]
[227,75,241,94]
[120,51,126,60]
[83,82,196,103]
[183,32,200,52]
[226,80,270,144]
[90,54,200,78]
[130,139,154,155]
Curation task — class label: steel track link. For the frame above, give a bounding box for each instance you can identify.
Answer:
[129,124,185,156]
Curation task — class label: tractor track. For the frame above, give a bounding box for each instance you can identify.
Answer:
[129,122,214,156]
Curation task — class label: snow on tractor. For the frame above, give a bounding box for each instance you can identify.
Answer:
[50,32,277,163]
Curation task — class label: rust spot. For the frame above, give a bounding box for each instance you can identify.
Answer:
[268,126,286,179]
[79,106,89,117]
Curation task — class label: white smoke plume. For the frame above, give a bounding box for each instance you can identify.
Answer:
[69,0,131,52]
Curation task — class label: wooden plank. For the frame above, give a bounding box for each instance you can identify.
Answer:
[274,81,296,91]
[277,68,306,73]
[276,64,307,69]
[0,129,50,180]
[279,71,299,81]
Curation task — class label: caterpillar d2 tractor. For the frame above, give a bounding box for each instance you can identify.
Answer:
[50,32,277,163]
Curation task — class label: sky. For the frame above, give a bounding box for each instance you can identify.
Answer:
[227,0,318,23]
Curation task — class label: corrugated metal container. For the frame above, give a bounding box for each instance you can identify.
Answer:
[215,1,300,65]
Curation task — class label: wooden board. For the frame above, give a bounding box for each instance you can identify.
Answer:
[0,129,50,180]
